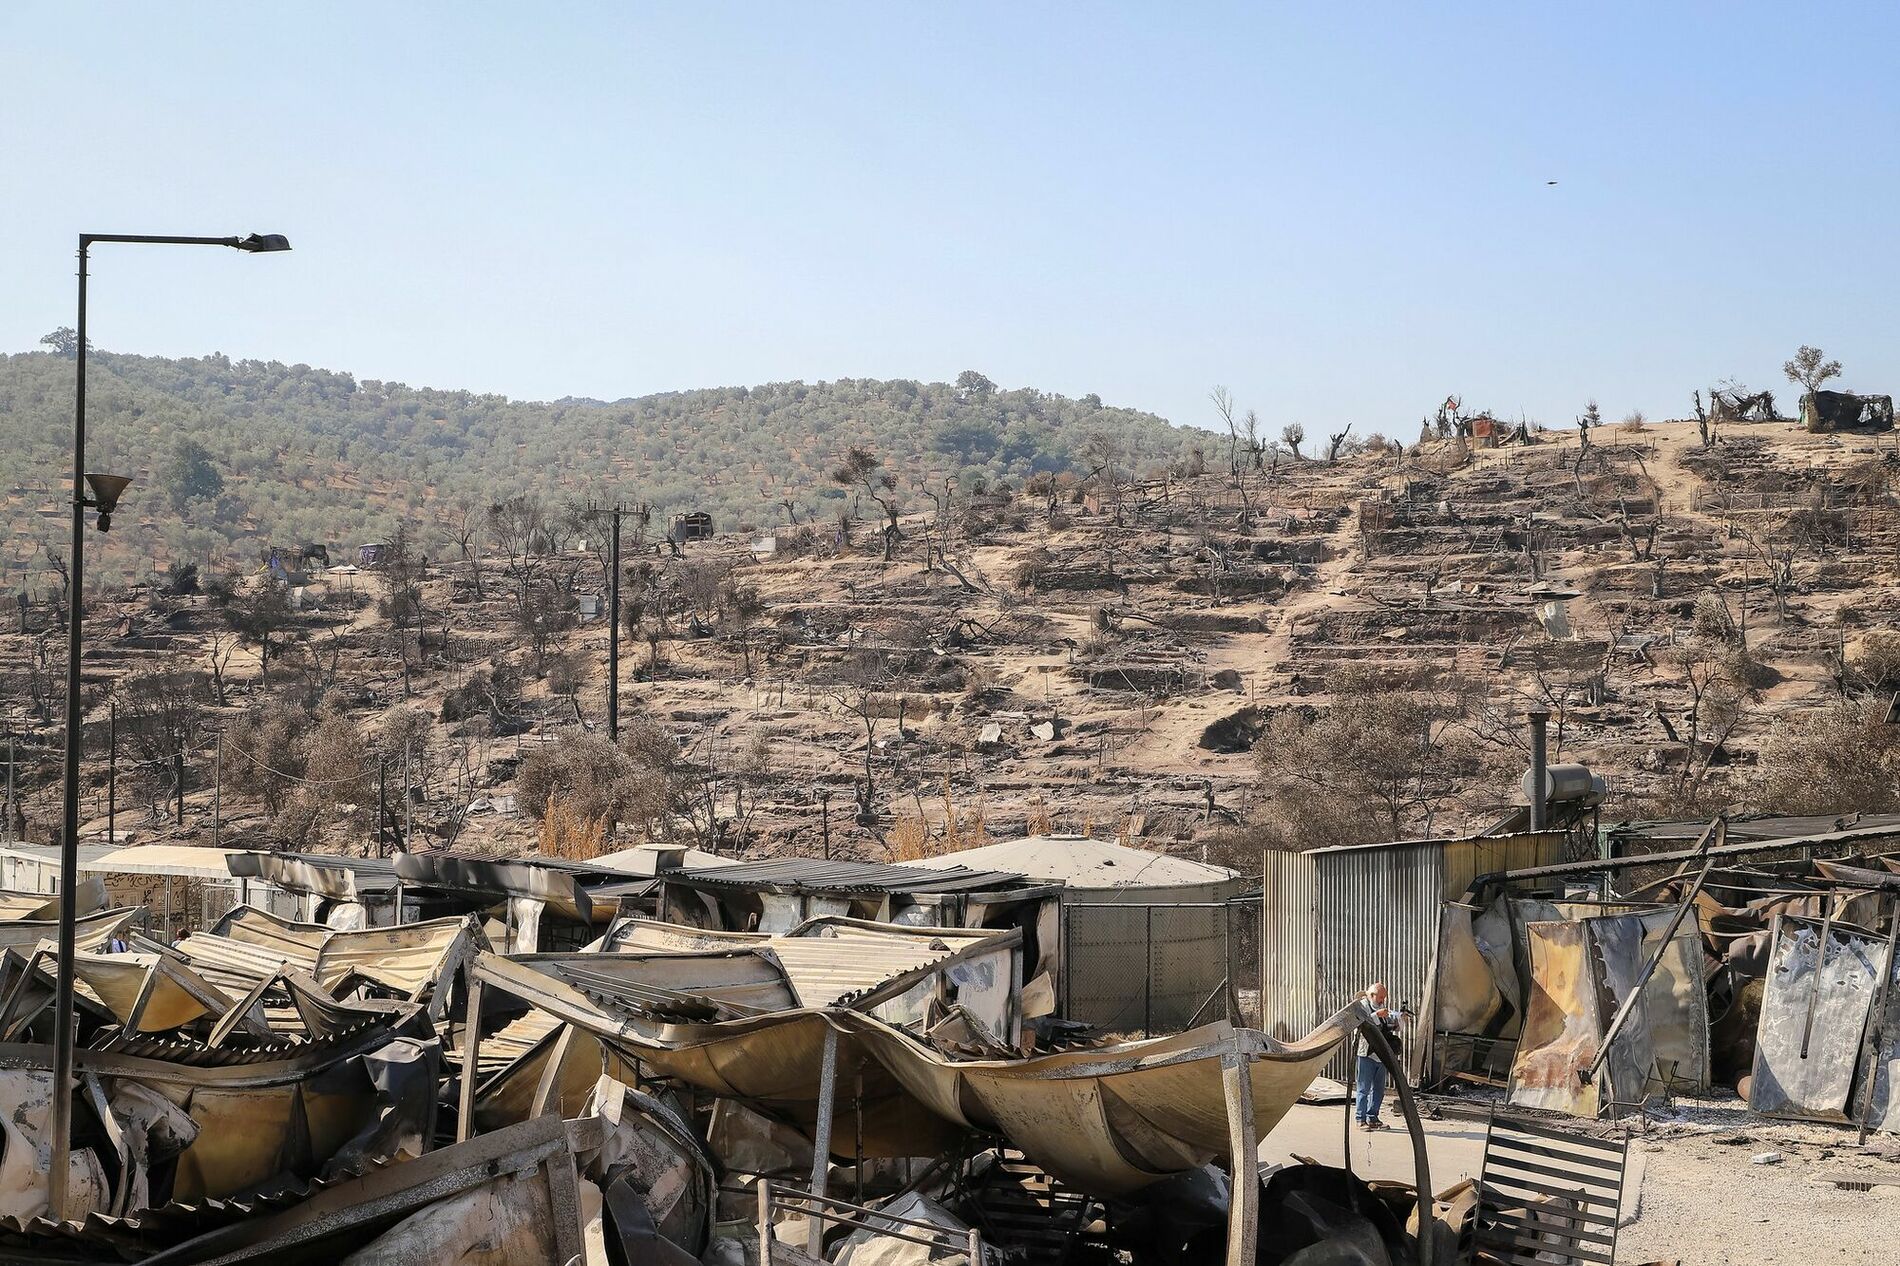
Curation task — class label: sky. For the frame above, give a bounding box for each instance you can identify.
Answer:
[4,3,1898,436]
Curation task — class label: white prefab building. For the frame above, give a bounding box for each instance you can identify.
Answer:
[911,835,1248,1035]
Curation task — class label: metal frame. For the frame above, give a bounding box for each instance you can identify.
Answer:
[1473,1108,1629,1266]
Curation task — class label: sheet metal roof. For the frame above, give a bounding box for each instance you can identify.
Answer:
[604,915,1011,1008]
[81,844,247,879]
[225,851,402,894]
[661,857,1028,896]
[1609,813,1900,845]
[907,835,1239,889]
[588,843,736,876]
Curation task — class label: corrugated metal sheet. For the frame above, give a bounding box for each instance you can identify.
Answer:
[1441,832,1568,899]
[1314,841,1446,1078]
[1260,850,1318,1043]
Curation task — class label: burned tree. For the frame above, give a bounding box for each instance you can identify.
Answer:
[375,525,429,698]
[832,447,901,561]
[441,498,486,600]
[817,646,900,813]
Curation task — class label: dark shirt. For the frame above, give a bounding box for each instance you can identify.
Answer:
[1356,1004,1401,1058]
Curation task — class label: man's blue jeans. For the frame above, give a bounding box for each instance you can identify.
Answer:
[1354,1055,1387,1123]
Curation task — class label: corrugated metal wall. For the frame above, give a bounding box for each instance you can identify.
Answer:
[1440,832,1567,899]
[1060,881,1242,1033]
[1256,834,1569,1070]
[1314,843,1446,1078]
[1259,850,1318,1042]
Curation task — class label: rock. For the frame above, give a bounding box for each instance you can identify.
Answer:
[1750,1151,1784,1166]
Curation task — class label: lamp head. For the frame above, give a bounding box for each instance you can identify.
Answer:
[84,472,132,531]
[234,233,291,253]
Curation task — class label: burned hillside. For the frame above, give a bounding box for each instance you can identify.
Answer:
[7,416,1900,871]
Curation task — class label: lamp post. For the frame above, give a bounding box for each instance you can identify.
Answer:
[50,231,289,1217]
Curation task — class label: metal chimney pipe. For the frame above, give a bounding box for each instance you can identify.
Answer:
[1528,708,1550,831]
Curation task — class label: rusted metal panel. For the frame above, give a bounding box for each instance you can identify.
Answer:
[1509,915,1652,1118]
[1258,850,1317,1043]
[1750,916,1878,1122]
[1509,921,1603,1116]
[1440,832,1568,900]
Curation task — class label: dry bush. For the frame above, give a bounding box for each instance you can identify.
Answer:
[886,814,930,861]
[1691,592,1740,647]
[1750,700,1900,815]
[1850,630,1900,690]
[517,734,635,822]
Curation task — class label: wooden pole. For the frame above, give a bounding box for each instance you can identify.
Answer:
[807,1024,840,1258]
[456,975,484,1143]
[1221,1040,1259,1266]
[757,1178,773,1265]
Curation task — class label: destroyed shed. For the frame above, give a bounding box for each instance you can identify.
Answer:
[1261,830,1567,1079]
[1425,816,1900,1132]
[225,850,406,928]
[909,834,1248,1034]
[392,850,648,951]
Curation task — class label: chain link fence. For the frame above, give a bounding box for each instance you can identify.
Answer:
[1060,896,1262,1038]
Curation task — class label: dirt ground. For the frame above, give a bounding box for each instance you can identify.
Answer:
[1263,1092,1900,1263]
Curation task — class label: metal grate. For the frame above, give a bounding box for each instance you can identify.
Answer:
[1474,1108,1629,1265]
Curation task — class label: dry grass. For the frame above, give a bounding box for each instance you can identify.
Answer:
[538,797,607,860]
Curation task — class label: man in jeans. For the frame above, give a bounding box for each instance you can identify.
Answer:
[1355,982,1401,1130]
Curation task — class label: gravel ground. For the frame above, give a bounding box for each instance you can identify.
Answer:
[1615,1095,1900,1264]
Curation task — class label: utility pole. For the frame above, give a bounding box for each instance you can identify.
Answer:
[403,742,414,849]
[173,750,184,826]
[4,730,13,843]
[212,736,222,847]
[608,504,622,742]
[378,756,389,856]
[819,788,831,861]
[106,702,115,846]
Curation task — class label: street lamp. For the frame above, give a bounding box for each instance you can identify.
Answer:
[50,231,290,1217]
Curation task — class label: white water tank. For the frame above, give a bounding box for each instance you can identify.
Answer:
[1522,762,1607,806]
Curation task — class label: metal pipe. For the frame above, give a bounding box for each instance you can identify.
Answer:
[1357,1008,1433,1266]
[1527,708,1549,832]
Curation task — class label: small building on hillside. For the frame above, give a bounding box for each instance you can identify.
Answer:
[668,512,714,545]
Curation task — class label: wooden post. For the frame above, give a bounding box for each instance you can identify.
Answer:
[456,975,484,1143]
[966,1227,982,1264]
[807,1024,840,1258]
[757,1178,773,1265]
[1221,1041,1259,1266]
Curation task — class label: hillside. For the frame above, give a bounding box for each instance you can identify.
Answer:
[0,347,1198,591]
[6,413,1900,874]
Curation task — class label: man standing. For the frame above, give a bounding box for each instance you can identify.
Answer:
[1355,981,1401,1131]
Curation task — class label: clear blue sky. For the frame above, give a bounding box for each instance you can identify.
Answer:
[4,3,1897,435]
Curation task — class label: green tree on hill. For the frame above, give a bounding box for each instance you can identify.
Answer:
[160,437,224,514]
